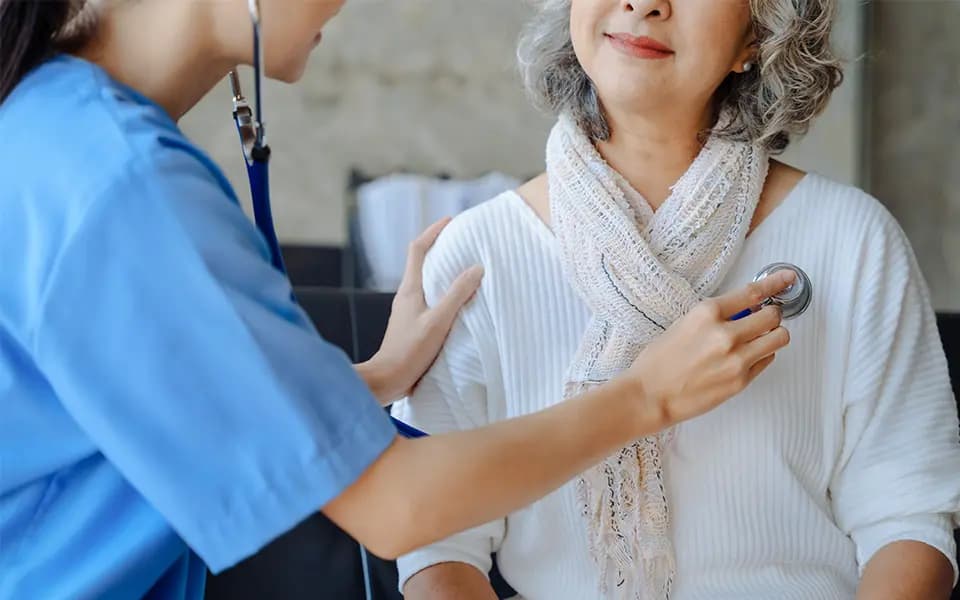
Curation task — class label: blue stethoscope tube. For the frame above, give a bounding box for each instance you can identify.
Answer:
[391,418,430,439]
[248,153,286,273]
[229,11,809,443]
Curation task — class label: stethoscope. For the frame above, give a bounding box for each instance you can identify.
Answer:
[228,0,428,440]
[228,10,426,594]
[226,1,812,444]
[229,0,284,275]
[732,262,813,321]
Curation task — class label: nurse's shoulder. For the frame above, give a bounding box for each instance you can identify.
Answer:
[1,55,188,204]
[0,55,242,336]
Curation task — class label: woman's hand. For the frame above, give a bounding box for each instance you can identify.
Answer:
[357,218,484,405]
[625,269,797,429]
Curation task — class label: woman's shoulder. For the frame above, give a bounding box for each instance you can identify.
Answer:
[432,172,550,253]
[768,170,906,253]
[775,172,922,293]
[422,188,539,281]
[797,173,898,230]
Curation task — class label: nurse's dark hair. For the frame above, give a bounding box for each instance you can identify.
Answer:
[0,0,74,104]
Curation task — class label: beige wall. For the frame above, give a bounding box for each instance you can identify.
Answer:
[181,0,867,247]
[782,0,866,186]
[181,1,548,246]
[869,1,960,311]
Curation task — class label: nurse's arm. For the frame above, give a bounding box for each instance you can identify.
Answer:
[327,272,796,560]
[322,373,650,560]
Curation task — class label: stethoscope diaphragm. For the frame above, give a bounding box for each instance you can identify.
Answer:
[753,262,813,320]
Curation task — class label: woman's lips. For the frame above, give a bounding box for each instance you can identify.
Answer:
[605,33,674,59]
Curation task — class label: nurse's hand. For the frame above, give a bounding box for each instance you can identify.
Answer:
[356,218,484,405]
[625,270,796,429]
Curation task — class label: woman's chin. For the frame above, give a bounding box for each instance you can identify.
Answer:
[593,73,666,107]
[605,88,666,113]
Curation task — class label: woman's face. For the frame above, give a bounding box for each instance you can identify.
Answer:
[256,0,347,82]
[569,0,755,119]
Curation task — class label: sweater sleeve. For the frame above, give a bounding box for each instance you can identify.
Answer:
[829,209,960,583]
[390,220,507,591]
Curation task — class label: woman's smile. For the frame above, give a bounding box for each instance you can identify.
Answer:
[604,32,674,59]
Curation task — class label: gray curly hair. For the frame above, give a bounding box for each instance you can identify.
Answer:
[517,0,844,152]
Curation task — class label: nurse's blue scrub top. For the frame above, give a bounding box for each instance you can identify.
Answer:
[0,56,397,598]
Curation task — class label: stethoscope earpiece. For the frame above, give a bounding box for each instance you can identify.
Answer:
[753,262,813,320]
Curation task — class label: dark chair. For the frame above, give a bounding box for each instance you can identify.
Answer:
[206,299,960,600]
[937,313,960,600]
[939,313,960,401]
[282,246,347,288]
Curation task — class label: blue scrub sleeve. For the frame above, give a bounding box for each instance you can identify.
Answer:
[29,152,398,573]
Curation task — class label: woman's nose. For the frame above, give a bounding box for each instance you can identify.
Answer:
[622,0,672,20]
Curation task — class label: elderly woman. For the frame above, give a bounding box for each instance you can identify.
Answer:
[391,0,960,598]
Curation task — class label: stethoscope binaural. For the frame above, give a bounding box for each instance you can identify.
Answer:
[226,3,812,442]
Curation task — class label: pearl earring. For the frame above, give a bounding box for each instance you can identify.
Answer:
[743,61,754,72]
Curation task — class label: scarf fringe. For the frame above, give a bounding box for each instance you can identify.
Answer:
[552,114,768,600]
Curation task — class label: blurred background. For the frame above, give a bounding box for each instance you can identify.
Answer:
[186,2,959,598]
[182,0,958,310]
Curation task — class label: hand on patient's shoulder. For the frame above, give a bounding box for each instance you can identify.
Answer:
[359,218,484,404]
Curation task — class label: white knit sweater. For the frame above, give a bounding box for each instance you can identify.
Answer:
[392,174,960,600]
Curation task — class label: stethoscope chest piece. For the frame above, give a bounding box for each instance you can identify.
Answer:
[753,262,812,320]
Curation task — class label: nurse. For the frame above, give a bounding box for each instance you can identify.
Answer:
[0,1,795,598]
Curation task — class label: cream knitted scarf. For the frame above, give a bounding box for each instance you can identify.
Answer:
[547,114,768,599]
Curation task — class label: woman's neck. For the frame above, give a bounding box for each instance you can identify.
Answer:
[596,103,713,211]
[75,1,235,121]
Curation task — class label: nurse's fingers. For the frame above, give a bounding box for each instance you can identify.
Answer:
[712,269,796,319]
[399,217,453,295]
[431,265,485,326]
[729,305,782,343]
[740,326,790,366]
[746,354,777,381]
